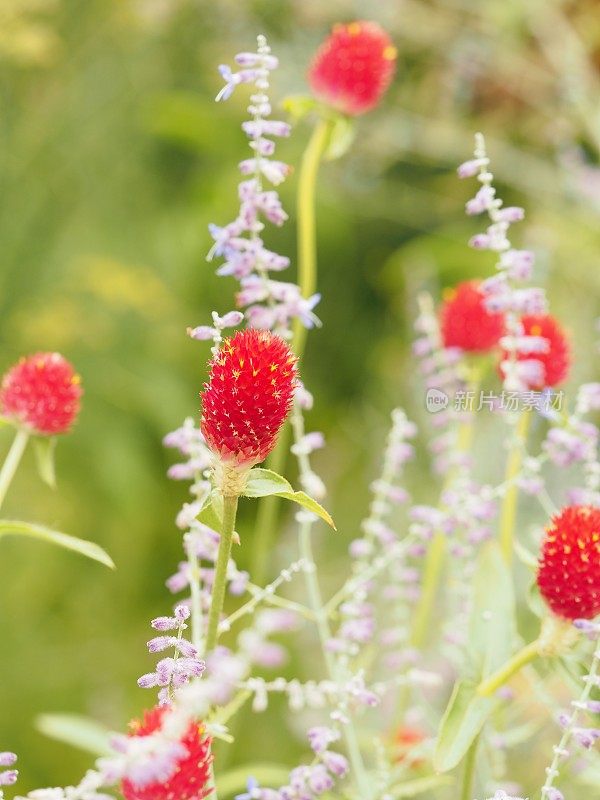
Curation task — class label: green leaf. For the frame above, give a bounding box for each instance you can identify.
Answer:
[36,713,113,756]
[323,114,356,161]
[434,680,495,773]
[33,436,57,489]
[434,543,515,771]
[197,491,223,531]
[281,94,317,121]
[0,520,115,569]
[275,490,336,529]
[216,764,291,799]
[243,468,293,498]
[386,775,454,798]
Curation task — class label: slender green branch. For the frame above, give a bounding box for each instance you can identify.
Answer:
[0,428,29,513]
[299,521,372,800]
[251,117,331,584]
[205,493,239,653]
[477,640,540,697]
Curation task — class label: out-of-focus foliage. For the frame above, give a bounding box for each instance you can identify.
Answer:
[0,0,599,795]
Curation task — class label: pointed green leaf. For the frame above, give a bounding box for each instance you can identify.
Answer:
[36,713,112,756]
[216,764,291,798]
[243,468,293,498]
[324,114,356,161]
[197,491,223,531]
[276,490,336,529]
[434,543,516,771]
[0,520,114,569]
[33,436,57,489]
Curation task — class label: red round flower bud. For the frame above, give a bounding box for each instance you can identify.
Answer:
[200,330,297,467]
[308,21,397,116]
[121,706,212,800]
[0,352,82,436]
[537,505,600,621]
[440,280,505,352]
[501,314,570,390]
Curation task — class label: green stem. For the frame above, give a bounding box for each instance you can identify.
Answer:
[499,411,531,564]
[292,116,331,357]
[205,494,239,653]
[461,736,480,800]
[0,428,29,513]
[299,521,372,799]
[477,640,540,697]
[251,117,331,584]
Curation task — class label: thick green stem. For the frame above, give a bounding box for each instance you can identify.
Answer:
[461,736,480,800]
[205,494,239,653]
[499,411,531,564]
[251,117,331,584]
[477,640,540,697]
[0,428,29,513]
[292,116,331,357]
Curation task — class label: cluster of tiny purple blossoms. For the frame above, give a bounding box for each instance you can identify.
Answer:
[190,35,320,346]
[458,133,548,391]
[0,753,17,800]
[236,726,349,800]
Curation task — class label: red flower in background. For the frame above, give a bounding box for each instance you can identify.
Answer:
[500,313,570,390]
[537,505,600,621]
[308,21,397,115]
[440,280,505,352]
[0,352,82,436]
[200,329,297,467]
[121,706,212,800]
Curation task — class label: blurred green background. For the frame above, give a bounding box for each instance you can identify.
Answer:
[1,0,600,794]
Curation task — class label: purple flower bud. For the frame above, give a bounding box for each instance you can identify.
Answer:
[322,751,349,777]
[187,325,217,341]
[147,636,178,653]
[0,755,16,768]
[137,672,158,688]
[151,616,179,631]
[0,771,18,786]
[174,639,199,658]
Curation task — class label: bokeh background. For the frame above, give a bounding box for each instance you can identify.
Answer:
[1,0,600,794]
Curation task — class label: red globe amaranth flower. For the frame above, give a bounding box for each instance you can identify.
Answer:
[308,21,397,115]
[501,314,570,390]
[121,706,212,800]
[0,352,82,435]
[200,329,297,467]
[537,505,600,621]
[440,280,505,352]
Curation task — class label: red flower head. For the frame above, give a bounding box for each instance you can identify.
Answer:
[537,505,600,621]
[121,706,212,800]
[500,313,570,390]
[200,330,297,467]
[0,352,82,436]
[440,280,505,352]
[308,21,397,116]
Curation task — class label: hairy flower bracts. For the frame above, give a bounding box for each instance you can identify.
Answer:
[120,706,212,800]
[137,605,205,705]
[0,753,18,800]
[198,36,320,341]
[200,329,297,473]
[537,505,600,621]
[458,134,550,392]
[0,352,82,435]
[440,280,505,352]
[308,21,397,116]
